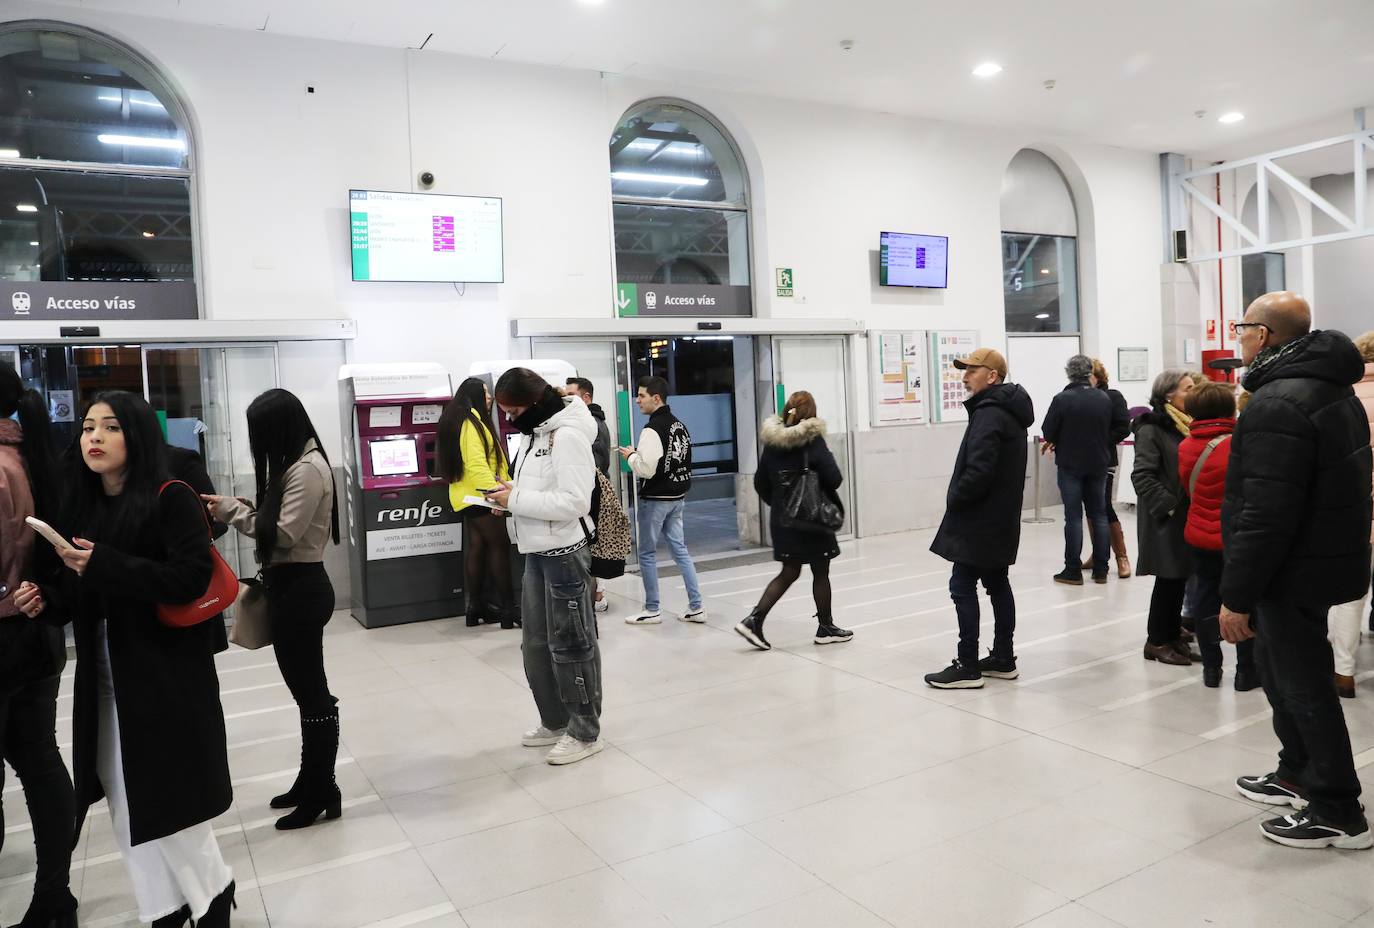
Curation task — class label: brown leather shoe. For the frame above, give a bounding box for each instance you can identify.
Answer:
[1335,673,1356,699]
[1116,555,1132,578]
[1110,522,1132,577]
[1144,641,1191,666]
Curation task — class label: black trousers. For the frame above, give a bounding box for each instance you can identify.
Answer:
[0,674,75,902]
[950,563,1015,666]
[266,562,336,717]
[1254,601,1363,822]
[1187,546,1254,671]
[1146,576,1188,645]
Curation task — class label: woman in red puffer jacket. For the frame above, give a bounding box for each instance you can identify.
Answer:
[1178,381,1257,691]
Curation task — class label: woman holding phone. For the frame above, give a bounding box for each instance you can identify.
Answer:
[0,365,76,928]
[437,376,516,629]
[206,389,342,830]
[15,391,235,928]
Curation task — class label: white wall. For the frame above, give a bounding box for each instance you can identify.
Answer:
[6,4,1171,528]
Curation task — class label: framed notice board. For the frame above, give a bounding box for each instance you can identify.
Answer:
[868,330,928,427]
[929,330,979,423]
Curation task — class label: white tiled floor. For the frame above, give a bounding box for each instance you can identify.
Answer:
[5,508,1374,927]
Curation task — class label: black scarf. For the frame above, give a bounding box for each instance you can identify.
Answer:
[511,388,565,435]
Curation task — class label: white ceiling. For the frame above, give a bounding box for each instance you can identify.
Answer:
[30,0,1374,158]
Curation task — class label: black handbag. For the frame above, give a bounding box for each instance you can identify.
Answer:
[778,447,844,534]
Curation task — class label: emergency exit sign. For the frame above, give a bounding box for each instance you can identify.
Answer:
[775,267,794,298]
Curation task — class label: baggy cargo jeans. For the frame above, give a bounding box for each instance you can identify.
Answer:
[521,546,602,742]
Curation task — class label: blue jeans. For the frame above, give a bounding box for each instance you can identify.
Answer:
[636,498,702,613]
[1057,470,1109,576]
[950,563,1016,666]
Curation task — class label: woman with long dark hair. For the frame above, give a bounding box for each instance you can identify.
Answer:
[207,388,341,830]
[484,368,603,765]
[0,367,76,928]
[14,391,235,928]
[437,376,516,629]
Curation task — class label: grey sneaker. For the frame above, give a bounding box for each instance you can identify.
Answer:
[546,733,604,766]
[521,725,566,747]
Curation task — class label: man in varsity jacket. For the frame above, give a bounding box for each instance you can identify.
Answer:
[619,375,706,626]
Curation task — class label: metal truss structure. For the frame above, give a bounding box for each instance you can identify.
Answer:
[1173,110,1373,262]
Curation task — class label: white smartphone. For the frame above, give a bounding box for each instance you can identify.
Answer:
[25,516,75,553]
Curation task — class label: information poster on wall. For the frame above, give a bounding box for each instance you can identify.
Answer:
[930,330,979,423]
[868,330,927,427]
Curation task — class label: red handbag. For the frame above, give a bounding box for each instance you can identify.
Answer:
[155,480,240,628]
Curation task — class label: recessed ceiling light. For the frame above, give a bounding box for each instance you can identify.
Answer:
[972,62,1003,78]
[142,231,156,238]
[29,241,38,246]
[1035,313,1050,319]
[16,204,37,212]
[577,0,605,5]
[1040,268,1050,274]
[1218,111,1245,124]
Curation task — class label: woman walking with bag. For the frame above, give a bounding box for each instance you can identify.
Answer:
[484,368,603,766]
[0,367,77,928]
[734,392,852,651]
[14,392,235,928]
[206,389,341,830]
[437,376,516,629]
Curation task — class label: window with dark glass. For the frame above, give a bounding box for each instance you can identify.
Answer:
[1241,251,1285,310]
[1002,232,1079,333]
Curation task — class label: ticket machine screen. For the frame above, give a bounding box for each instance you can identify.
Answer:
[369,438,420,477]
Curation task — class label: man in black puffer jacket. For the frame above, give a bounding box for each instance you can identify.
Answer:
[925,347,1035,689]
[1222,291,1374,850]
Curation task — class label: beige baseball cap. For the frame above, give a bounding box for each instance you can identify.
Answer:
[952,347,1008,378]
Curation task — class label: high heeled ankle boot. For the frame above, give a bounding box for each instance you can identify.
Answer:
[149,904,191,928]
[196,882,236,928]
[12,889,78,928]
[275,707,342,830]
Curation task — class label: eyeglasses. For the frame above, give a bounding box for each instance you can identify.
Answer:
[1233,322,1268,334]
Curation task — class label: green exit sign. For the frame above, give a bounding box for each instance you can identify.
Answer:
[775,267,793,298]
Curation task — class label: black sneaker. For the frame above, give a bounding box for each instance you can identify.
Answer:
[1236,772,1309,810]
[1260,809,1374,849]
[977,653,1019,680]
[814,623,854,645]
[1053,569,1084,586]
[734,614,771,651]
[924,659,984,690]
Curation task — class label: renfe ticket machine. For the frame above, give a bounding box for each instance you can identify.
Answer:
[339,363,463,628]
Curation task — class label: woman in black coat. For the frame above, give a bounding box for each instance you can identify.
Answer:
[1131,369,1197,667]
[734,391,851,651]
[15,391,235,928]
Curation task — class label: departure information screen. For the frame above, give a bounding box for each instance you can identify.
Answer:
[350,190,503,283]
[879,231,949,288]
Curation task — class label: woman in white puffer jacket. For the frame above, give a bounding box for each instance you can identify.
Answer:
[484,368,603,765]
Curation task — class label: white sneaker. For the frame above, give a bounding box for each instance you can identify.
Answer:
[546,733,604,765]
[625,611,662,625]
[594,598,610,613]
[679,607,707,624]
[521,725,566,747]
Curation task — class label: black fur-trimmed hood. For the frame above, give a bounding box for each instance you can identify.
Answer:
[760,415,827,449]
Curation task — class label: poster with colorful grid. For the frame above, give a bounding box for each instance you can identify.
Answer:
[930,330,979,423]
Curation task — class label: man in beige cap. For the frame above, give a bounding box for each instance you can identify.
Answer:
[926,347,1035,688]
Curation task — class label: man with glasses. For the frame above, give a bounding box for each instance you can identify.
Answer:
[1225,291,1374,849]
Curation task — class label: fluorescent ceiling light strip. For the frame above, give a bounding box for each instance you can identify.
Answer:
[611,171,708,186]
[96,133,185,150]
[97,95,165,108]
[0,148,19,158]
[16,204,37,212]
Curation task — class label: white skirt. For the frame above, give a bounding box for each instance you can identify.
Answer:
[95,623,233,923]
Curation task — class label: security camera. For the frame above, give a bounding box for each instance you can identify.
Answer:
[418,171,435,189]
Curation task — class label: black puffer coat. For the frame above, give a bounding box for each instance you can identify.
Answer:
[1131,408,1190,579]
[930,382,1034,569]
[755,416,843,563]
[1221,330,1373,612]
[1042,382,1114,476]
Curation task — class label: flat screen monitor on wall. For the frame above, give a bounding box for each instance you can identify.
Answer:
[349,189,504,283]
[879,231,949,289]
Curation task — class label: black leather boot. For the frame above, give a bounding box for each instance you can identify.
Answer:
[270,711,307,810]
[275,708,342,830]
[196,882,236,928]
[10,889,78,928]
[1196,615,1223,686]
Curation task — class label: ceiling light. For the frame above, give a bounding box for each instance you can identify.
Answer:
[1218,112,1245,124]
[29,241,38,246]
[1040,268,1050,274]
[611,171,709,186]
[16,204,37,212]
[97,94,165,109]
[972,62,1003,78]
[577,0,606,5]
[0,148,18,158]
[1035,313,1050,319]
[141,231,155,238]
[97,133,185,150]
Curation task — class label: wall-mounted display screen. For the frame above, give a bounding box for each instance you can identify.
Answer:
[369,438,420,476]
[879,231,949,289]
[350,189,504,283]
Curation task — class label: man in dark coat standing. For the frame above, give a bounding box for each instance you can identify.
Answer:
[1041,354,1114,584]
[925,348,1034,689]
[1224,291,1374,850]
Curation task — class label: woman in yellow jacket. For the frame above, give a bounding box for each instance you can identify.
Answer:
[437,377,516,629]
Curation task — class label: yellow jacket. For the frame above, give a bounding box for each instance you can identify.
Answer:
[448,417,510,512]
